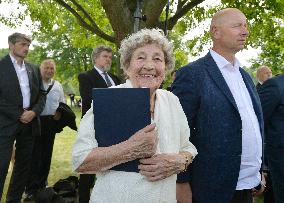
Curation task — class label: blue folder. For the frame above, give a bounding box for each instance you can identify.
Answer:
[92,88,151,172]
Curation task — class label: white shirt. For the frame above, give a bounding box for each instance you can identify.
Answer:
[94,66,115,86]
[258,81,263,85]
[41,80,65,116]
[10,54,31,108]
[210,49,262,190]
[72,80,198,203]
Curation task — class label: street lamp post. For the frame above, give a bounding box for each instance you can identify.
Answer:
[133,0,144,33]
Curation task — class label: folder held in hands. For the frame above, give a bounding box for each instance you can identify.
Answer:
[92,88,151,172]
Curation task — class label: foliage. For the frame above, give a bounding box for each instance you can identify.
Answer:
[1,0,283,80]
[250,26,284,75]
[0,48,9,59]
[30,36,94,95]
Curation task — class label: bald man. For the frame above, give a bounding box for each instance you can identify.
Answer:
[256,66,272,91]
[173,8,264,203]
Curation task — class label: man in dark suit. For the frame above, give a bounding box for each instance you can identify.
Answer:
[256,65,272,91]
[172,8,264,203]
[77,45,120,203]
[0,33,46,202]
[255,65,275,203]
[258,74,284,203]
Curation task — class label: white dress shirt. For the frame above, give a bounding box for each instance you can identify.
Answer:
[10,54,31,108]
[41,80,65,116]
[210,49,262,190]
[94,66,115,86]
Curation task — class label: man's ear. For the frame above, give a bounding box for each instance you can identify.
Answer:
[211,25,220,40]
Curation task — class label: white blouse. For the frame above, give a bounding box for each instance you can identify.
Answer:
[72,80,197,203]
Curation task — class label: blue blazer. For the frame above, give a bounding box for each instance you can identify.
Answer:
[172,53,263,203]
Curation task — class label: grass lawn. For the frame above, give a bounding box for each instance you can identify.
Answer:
[255,196,263,203]
[1,106,264,203]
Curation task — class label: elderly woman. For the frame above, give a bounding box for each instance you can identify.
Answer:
[72,28,197,203]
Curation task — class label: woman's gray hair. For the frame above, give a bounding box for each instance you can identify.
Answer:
[119,28,175,72]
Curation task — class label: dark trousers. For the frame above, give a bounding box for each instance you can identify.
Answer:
[264,171,275,203]
[78,174,95,203]
[192,189,252,203]
[268,151,284,203]
[0,122,34,203]
[230,189,253,203]
[25,116,57,195]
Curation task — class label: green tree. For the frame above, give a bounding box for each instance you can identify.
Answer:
[0,48,9,59]
[28,30,94,95]
[0,0,217,51]
[250,26,284,75]
[1,0,283,49]
[1,0,283,78]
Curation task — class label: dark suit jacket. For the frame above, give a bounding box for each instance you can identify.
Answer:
[78,68,121,117]
[0,54,46,132]
[258,75,284,202]
[258,74,284,152]
[172,53,263,203]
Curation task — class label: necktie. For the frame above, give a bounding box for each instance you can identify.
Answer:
[102,71,112,87]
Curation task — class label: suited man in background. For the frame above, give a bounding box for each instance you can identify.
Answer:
[256,65,272,91]
[258,74,284,203]
[78,45,120,203]
[255,65,275,203]
[0,33,46,202]
[172,8,264,203]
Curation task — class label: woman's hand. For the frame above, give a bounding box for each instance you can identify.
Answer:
[138,153,186,181]
[76,123,157,173]
[127,123,158,159]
